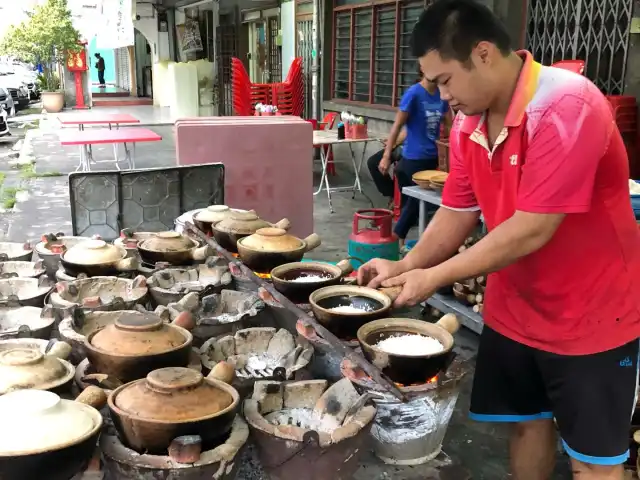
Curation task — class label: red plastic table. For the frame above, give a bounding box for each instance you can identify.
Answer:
[58,128,162,172]
[57,113,140,131]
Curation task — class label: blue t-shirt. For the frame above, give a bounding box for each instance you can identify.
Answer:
[399,83,448,160]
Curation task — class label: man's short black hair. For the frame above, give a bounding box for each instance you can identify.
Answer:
[411,0,512,62]
[94,53,101,58]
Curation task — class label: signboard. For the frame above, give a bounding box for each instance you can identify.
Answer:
[96,0,135,49]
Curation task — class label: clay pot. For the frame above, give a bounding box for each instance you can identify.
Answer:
[193,205,236,235]
[271,259,354,304]
[0,277,52,307]
[0,387,107,480]
[0,305,55,340]
[237,228,321,272]
[211,211,291,253]
[0,340,75,394]
[84,312,194,383]
[108,365,240,454]
[308,285,401,340]
[60,240,137,277]
[0,241,33,263]
[357,315,460,385]
[0,261,46,279]
[35,234,93,279]
[137,232,211,266]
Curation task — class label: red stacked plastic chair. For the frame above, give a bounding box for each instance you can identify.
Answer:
[607,96,638,177]
[231,57,271,115]
[272,58,305,116]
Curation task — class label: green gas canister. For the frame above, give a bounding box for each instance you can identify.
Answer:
[348,209,399,269]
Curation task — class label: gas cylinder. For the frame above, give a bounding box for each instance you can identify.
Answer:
[348,209,399,270]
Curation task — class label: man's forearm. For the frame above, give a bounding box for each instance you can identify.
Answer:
[400,207,480,271]
[384,124,402,158]
[429,211,565,288]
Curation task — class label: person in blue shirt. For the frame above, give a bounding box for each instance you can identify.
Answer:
[369,68,450,246]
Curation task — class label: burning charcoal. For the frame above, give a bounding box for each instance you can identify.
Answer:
[226,354,247,369]
[295,346,313,368]
[313,378,360,425]
[200,293,219,314]
[283,380,328,409]
[252,380,284,414]
[234,327,276,356]
[177,292,199,312]
[168,435,202,464]
[281,345,303,370]
[266,329,296,359]
[215,335,236,360]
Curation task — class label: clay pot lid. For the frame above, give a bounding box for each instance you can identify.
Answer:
[0,348,74,394]
[0,390,100,456]
[88,313,189,356]
[139,232,196,253]
[194,205,231,223]
[62,240,125,266]
[239,228,304,252]
[215,210,269,234]
[112,367,236,422]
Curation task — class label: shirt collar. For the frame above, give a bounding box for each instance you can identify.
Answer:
[458,50,541,135]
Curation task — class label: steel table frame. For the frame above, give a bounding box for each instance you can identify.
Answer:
[313,130,384,213]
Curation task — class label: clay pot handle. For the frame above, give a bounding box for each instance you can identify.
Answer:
[192,245,212,262]
[379,286,402,302]
[207,361,235,385]
[115,256,138,272]
[273,218,291,231]
[303,233,321,252]
[131,275,147,289]
[336,259,354,277]
[634,430,640,445]
[46,340,72,360]
[76,385,108,410]
[436,313,460,335]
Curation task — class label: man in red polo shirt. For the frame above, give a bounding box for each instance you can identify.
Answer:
[357,0,640,478]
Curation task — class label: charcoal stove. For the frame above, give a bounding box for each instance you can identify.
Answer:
[244,378,376,480]
[340,356,469,465]
[199,326,312,398]
[228,262,271,293]
[146,258,232,307]
[55,267,136,282]
[100,415,249,480]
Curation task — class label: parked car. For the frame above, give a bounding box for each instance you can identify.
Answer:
[0,107,9,137]
[10,65,40,100]
[0,88,15,117]
[0,74,29,110]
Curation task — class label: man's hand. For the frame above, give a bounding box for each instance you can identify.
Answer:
[381,269,440,308]
[378,155,392,176]
[357,259,408,289]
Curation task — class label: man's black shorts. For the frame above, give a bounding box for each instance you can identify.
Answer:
[470,326,639,465]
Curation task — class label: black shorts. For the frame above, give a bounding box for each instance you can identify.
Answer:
[470,326,639,465]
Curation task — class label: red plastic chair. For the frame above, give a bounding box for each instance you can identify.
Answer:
[551,60,585,75]
[317,112,338,176]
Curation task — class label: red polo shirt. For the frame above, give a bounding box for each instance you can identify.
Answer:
[442,51,640,355]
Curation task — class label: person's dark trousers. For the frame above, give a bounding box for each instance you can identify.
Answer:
[394,157,438,239]
[367,147,402,198]
[98,71,105,85]
[367,149,395,198]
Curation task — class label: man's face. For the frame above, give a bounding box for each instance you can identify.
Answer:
[419,44,497,116]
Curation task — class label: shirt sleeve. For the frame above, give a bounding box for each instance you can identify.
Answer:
[399,87,414,113]
[441,116,480,211]
[517,91,613,214]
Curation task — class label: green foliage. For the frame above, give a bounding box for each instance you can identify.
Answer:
[36,73,61,92]
[0,0,81,91]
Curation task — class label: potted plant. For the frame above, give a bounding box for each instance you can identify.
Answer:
[0,0,81,113]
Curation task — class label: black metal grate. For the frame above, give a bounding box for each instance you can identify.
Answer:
[525,0,632,95]
[268,17,282,82]
[333,11,351,100]
[296,18,313,118]
[374,5,396,105]
[395,1,425,100]
[216,23,237,116]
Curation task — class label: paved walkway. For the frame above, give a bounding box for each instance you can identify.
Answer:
[0,112,576,479]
